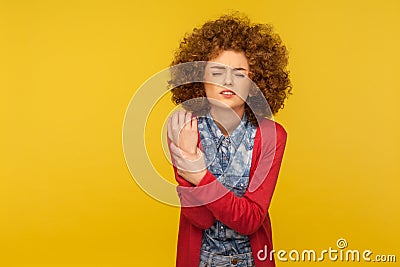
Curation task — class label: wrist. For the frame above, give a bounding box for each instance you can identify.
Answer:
[193,169,207,186]
[181,147,202,161]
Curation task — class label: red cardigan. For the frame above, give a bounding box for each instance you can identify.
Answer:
[168,118,287,267]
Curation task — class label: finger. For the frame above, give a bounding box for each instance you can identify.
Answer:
[185,111,192,129]
[192,116,198,132]
[167,116,172,141]
[178,110,186,133]
[172,110,179,133]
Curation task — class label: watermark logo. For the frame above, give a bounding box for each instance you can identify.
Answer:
[336,238,348,249]
[257,238,396,263]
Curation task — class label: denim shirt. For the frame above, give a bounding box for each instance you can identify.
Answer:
[197,110,257,256]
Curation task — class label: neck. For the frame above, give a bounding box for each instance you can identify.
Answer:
[209,105,244,137]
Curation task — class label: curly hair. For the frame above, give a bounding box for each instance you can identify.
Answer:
[169,12,292,126]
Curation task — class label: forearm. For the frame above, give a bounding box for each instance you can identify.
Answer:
[177,125,287,235]
[173,165,215,229]
[198,166,281,235]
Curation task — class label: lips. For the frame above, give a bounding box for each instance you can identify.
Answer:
[220,90,236,95]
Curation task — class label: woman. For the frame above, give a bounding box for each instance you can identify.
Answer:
[167,13,291,267]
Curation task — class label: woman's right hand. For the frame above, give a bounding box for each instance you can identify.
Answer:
[167,110,207,185]
[167,110,198,155]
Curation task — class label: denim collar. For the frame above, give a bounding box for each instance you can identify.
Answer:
[203,110,248,151]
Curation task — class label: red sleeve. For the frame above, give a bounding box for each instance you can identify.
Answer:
[177,120,287,235]
[172,165,216,229]
[167,134,215,229]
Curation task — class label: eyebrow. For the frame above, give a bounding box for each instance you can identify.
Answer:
[210,66,248,71]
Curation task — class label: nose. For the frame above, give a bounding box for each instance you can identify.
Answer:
[223,68,233,85]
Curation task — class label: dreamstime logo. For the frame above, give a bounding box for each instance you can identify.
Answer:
[122,61,277,206]
[257,238,396,263]
[336,238,348,249]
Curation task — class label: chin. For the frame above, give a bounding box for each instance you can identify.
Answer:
[210,102,244,113]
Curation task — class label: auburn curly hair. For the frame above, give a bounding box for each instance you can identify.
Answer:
[169,12,292,126]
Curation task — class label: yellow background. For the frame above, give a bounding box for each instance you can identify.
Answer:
[1,0,399,266]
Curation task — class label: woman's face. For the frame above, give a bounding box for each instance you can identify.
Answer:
[203,50,251,115]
